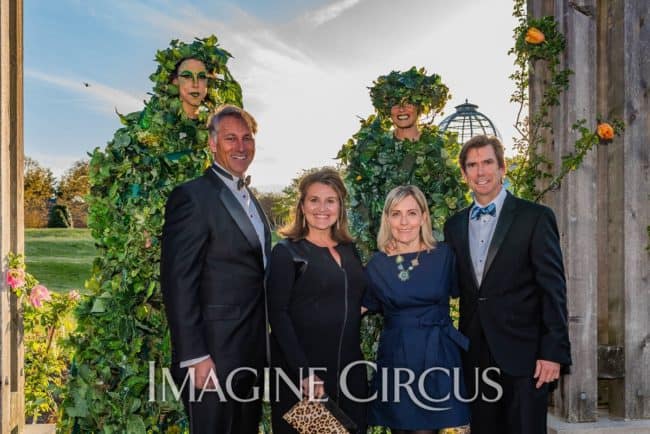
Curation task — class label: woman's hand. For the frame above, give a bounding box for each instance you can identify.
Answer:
[301,375,325,399]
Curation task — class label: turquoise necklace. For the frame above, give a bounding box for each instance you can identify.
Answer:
[395,249,423,281]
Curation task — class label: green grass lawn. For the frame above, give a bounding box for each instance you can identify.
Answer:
[24,228,279,293]
[25,228,96,293]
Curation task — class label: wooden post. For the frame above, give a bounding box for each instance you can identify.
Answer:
[554,0,600,423]
[0,0,25,432]
[529,0,650,425]
[606,0,650,420]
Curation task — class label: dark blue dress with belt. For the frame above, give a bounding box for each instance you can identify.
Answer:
[363,242,470,429]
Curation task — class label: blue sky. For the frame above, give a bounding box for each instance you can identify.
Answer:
[25,0,517,191]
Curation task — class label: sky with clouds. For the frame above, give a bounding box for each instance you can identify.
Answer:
[25,0,518,191]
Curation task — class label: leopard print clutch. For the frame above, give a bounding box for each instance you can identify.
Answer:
[439,425,471,433]
[283,398,355,434]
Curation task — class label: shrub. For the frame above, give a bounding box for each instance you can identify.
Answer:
[5,253,80,423]
[48,204,73,228]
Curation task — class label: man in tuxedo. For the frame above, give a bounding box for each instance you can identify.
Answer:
[443,135,571,434]
[161,105,271,433]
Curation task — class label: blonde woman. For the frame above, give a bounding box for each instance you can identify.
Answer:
[362,185,470,434]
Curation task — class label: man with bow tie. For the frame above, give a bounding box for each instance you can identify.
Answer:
[161,104,271,433]
[443,135,571,434]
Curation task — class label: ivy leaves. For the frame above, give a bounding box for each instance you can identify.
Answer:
[338,90,467,434]
[369,67,450,118]
[62,36,241,433]
[337,115,467,259]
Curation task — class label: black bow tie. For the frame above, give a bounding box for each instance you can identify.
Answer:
[237,176,251,190]
[212,163,251,190]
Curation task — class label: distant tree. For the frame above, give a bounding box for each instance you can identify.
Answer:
[273,167,334,228]
[256,191,284,229]
[24,157,56,228]
[58,159,90,227]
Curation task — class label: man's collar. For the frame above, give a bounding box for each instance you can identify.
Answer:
[212,162,239,189]
[211,162,251,191]
[211,162,236,180]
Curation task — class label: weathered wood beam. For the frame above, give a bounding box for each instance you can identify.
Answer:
[611,0,650,420]
[0,0,24,432]
[597,345,624,379]
[554,0,599,423]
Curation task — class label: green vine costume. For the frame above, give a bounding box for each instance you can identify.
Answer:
[61,37,243,433]
[338,67,467,258]
[337,69,468,434]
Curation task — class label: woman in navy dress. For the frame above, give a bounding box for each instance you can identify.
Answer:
[362,185,470,433]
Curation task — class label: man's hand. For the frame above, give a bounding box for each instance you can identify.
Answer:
[534,359,560,389]
[301,375,325,400]
[191,357,218,390]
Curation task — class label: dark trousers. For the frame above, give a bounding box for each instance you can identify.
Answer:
[463,329,549,434]
[172,364,262,434]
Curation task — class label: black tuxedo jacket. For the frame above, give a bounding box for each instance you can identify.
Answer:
[443,192,571,377]
[161,168,271,379]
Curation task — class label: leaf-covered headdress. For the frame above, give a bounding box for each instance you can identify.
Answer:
[369,67,450,118]
[149,35,243,110]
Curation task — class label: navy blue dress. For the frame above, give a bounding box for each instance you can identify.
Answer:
[363,243,470,430]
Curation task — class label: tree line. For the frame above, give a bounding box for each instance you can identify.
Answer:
[24,156,318,230]
[24,158,90,228]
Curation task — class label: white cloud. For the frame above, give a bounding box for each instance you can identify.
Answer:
[301,0,363,26]
[25,68,144,115]
[27,151,82,179]
[27,0,518,187]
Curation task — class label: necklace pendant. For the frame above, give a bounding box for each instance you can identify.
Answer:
[411,258,419,267]
[398,270,410,281]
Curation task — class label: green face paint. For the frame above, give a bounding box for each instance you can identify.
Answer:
[178,70,208,85]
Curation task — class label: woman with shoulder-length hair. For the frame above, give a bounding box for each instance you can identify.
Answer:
[362,185,470,434]
[267,168,367,434]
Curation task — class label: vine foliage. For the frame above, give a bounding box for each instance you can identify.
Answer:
[337,70,466,434]
[508,0,623,201]
[338,115,466,259]
[61,36,242,433]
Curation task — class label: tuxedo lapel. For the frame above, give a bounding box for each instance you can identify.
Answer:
[481,192,517,282]
[250,191,272,269]
[219,188,264,259]
[205,169,264,262]
[457,207,480,290]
